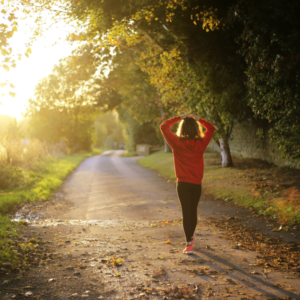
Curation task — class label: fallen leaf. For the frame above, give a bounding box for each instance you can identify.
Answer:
[272,225,282,232]
[284,275,299,279]
[24,291,33,297]
[69,293,78,298]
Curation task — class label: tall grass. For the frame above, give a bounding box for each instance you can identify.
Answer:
[0,135,68,166]
[0,135,69,191]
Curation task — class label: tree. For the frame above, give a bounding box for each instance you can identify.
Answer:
[88,46,163,151]
[94,112,124,148]
[78,0,251,165]
[26,45,99,151]
[17,0,300,163]
[118,106,161,152]
[231,0,300,161]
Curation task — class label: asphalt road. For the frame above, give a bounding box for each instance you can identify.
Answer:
[57,150,299,244]
[60,150,182,221]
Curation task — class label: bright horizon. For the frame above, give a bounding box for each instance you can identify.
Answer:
[0,13,76,121]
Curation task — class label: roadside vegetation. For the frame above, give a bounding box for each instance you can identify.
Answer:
[0,131,105,263]
[138,150,300,226]
[122,151,138,157]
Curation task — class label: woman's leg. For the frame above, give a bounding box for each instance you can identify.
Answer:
[190,184,202,239]
[177,182,201,243]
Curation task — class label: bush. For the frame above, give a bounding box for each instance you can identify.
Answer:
[0,135,68,191]
[0,165,37,190]
[0,136,67,168]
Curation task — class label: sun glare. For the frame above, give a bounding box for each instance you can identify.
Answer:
[0,14,76,120]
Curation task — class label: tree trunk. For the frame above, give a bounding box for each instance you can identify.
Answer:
[160,106,172,153]
[219,138,233,167]
[164,140,172,153]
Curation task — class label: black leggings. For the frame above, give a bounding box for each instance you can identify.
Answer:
[176,182,202,243]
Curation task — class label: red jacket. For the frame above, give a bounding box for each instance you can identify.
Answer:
[160,116,215,185]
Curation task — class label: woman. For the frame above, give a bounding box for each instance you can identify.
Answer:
[160,113,215,254]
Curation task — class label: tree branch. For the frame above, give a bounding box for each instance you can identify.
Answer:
[136,28,165,52]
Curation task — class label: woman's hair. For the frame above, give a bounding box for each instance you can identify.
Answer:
[176,117,204,140]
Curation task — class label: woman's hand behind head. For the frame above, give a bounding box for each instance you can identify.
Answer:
[190,114,200,121]
[180,113,190,119]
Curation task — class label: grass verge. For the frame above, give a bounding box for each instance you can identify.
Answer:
[0,148,105,263]
[122,151,138,157]
[138,150,300,226]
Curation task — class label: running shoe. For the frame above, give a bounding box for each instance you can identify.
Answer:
[183,245,193,254]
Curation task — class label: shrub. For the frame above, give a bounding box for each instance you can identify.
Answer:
[0,165,35,190]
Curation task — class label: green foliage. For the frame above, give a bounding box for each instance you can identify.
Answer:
[0,150,104,215]
[26,45,99,152]
[16,0,299,162]
[0,214,18,263]
[89,46,163,150]
[118,107,161,151]
[232,0,300,160]
[138,150,176,180]
[0,165,41,191]
[122,151,138,157]
[94,112,124,148]
[57,0,250,167]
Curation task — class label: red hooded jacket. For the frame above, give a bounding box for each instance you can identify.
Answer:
[160,116,215,185]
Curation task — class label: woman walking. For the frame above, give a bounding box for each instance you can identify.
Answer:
[160,113,215,254]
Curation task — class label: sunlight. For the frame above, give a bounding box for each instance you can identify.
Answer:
[0,14,76,120]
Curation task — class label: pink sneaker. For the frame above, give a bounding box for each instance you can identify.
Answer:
[183,245,193,254]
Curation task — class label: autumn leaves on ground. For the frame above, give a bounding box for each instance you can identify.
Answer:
[0,151,300,300]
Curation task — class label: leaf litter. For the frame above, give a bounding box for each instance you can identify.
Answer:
[202,217,300,274]
[2,213,300,300]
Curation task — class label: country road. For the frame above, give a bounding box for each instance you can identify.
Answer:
[58,150,182,222]
[2,151,300,300]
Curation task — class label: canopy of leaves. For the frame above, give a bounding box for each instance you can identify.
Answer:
[10,0,299,160]
[26,45,99,151]
[91,46,163,150]
[63,0,251,144]
[231,0,300,160]
[94,112,124,148]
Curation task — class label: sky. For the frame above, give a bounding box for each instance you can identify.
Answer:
[0,11,76,120]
